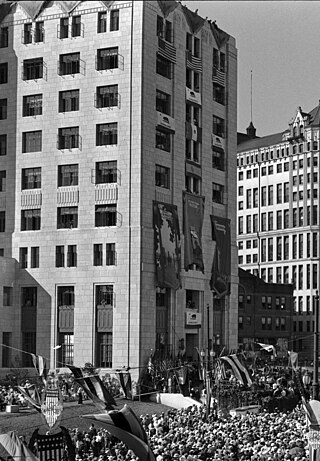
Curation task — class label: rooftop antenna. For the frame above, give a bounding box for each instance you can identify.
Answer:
[250,69,253,123]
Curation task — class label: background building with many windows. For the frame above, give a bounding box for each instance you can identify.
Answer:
[237,105,320,362]
[0,0,237,377]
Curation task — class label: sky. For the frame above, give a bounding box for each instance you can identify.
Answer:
[185,1,320,138]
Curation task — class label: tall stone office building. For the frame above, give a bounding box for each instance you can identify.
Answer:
[0,0,237,377]
[237,105,320,362]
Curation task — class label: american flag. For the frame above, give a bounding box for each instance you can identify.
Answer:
[116,371,132,400]
[212,67,226,86]
[36,431,65,461]
[158,37,176,63]
[186,51,202,72]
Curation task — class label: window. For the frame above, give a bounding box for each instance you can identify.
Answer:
[276,210,282,230]
[212,116,224,137]
[253,188,258,207]
[96,85,118,109]
[0,134,6,156]
[20,247,28,268]
[155,164,170,189]
[23,58,44,80]
[21,209,41,231]
[155,128,170,152]
[96,161,117,184]
[110,9,119,31]
[97,12,107,33]
[0,63,7,84]
[106,243,116,265]
[284,236,289,260]
[57,207,78,229]
[212,149,224,171]
[0,99,7,120]
[156,90,171,115]
[23,23,32,44]
[246,189,252,208]
[3,287,12,306]
[56,246,65,267]
[253,214,258,232]
[0,211,5,232]
[59,53,80,75]
[34,21,44,43]
[212,182,224,204]
[261,166,266,176]
[261,213,266,231]
[93,244,103,266]
[96,123,118,146]
[0,27,8,48]
[277,164,282,173]
[22,131,42,153]
[277,236,282,260]
[58,164,78,187]
[96,284,114,306]
[59,90,79,112]
[67,245,77,267]
[95,205,117,227]
[186,174,201,195]
[268,185,273,205]
[97,47,119,70]
[261,186,266,206]
[23,94,42,117]
[268,268,273,283]
[276,184,282,204]
[58,127,80,149]
[31,247,39,268]
[238,186,243,196]
[22,167,41,189]
[156,54,172,79]
[238,316,243,330]
[268,212,273,231]
[246,215,251,233]
[71,16,81,37]
[238,172,243,181]
[212,83,225,105]
[0,170,5,192]
[238,216,243,234]
[261,238,266,262]
[59,17,69,38]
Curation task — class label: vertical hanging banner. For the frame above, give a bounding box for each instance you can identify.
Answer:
[153,201,181,290]
[210,216,231,297]
[183,192,205,272]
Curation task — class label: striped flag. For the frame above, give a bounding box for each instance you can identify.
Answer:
[17,384,41,412]
[116,372,133,400]
[31,354,48,382]
[212,67,226,86]
[68,365,116,410]
[158,37,176,63]
[82,404,155,461]
[220,354,253,387]
[186,51,202,72]
[34,430,65,461]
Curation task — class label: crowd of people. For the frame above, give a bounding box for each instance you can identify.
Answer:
[65,404,310,461]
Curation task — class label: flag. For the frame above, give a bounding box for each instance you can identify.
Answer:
[288,350,299,369]
[186,50,202,72]
[215,359,227,382]
[212,67,226,86]
[17,384,41,412]
[82,404,155,461]
[68,365,116,410]
[116,372,133,400]
[220,354,253,387]
[174,367,189,397]
[258,342,277,357]
[31,354,48,382]
[158,37,176,63]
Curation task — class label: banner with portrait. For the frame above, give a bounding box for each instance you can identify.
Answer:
[210,215,231,297]
[183,192,205,272]
[153,201,181,290]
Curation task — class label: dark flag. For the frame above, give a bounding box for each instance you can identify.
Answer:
[82,405,155,461]
[153,201,181,290]
[116,372,133,400]
[183,192,205,272]
[210,216,231,297]
[68,365,116,410]
[174,367,189,397]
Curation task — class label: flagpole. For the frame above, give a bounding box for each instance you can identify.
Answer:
[313,291,319,400]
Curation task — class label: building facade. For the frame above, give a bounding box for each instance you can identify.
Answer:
[237,105,320,363]
[0,0,238,376]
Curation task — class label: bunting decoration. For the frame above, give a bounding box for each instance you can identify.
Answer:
[210,216,231,297]
[116,371,133,400]
[31,354,48,383]
[82,405,155,461]
[220,354,252,387]
[17,384,41,412]
[68,365,116,410]
[257,342,277,357]
[183,193,205,272]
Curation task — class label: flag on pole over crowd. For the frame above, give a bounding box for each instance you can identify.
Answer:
[82,404,155,461]
[220,354,253,387]
[68,365,116,410]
